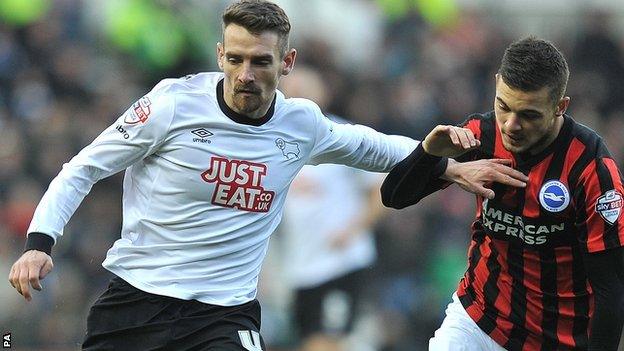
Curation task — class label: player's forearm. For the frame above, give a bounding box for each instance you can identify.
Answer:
[380,143,449,209]
[584,247,624,350]
[27,162,99,241]
[589,300,624,350]
[588,286,624,350]
[314,122,418,171]
[351,132,420,172]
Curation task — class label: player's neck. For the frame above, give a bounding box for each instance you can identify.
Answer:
[528,115,565,155]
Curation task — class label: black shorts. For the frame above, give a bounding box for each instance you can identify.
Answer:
[82,276,265,351]
[293,268,368,338]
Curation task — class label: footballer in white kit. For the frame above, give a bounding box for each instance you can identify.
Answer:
[28,71,417,305]
[24,70,416,349]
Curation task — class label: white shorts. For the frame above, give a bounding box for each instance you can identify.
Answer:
[429,293,507,351]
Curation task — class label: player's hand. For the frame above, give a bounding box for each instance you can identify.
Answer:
[443,159,528,199]
[422,125,480,157]
[8,250,54,302]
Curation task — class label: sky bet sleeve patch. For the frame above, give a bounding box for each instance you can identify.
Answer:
[595,190,623,225]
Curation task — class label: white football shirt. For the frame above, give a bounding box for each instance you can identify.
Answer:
[27,72,418,306]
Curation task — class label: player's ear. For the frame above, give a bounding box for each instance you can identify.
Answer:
[217,42,224,70]
[555,96,570,116]
[281,48,297,76]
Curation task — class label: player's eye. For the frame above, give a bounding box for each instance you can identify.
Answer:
[253,59,272,66]
[520,112,542,120]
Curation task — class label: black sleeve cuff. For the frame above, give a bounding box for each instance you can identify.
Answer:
[381,143,450,209]
[24,232,55,256]
[432,155,449,178]
[414,143,448,176]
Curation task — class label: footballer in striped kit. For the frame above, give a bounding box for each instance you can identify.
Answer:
[382,37,624,350]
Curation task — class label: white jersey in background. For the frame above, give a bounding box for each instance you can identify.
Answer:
[281,157,382,289]
[27,72,417,306]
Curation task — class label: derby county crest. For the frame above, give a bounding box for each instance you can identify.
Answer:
[595,190,623,225]
[275,138,300,160]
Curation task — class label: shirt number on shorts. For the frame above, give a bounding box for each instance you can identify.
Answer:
[238,330,263,351]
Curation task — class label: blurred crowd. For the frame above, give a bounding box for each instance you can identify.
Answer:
[1,1,623,350]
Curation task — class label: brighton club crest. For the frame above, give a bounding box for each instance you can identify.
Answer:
[595,190,623,225]
[539,180,570,213]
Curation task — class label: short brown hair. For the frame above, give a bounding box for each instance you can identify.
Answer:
[498,37,570,104]
[222,0,291,56]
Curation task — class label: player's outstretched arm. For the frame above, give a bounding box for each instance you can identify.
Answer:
[381,143,449,209]
[442,159,527,200]
[8,249,54,302]
[381,151,527,209]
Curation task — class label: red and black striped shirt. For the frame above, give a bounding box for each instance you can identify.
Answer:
[453,112,624,350]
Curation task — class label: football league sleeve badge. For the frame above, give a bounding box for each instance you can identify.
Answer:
[124,96,152,124]
[595,190,623,225]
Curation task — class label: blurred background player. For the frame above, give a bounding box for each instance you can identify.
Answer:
[278,66,385,351]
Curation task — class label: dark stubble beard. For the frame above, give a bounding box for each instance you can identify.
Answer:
[233,93,263,115]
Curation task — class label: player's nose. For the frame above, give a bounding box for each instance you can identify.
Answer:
[505,114,522,131]
[238,64,255,84]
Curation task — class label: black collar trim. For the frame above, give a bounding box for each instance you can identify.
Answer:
[216,79,275,126]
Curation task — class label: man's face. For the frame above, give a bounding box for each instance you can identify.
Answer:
[217,24,295,119]
[494,75,568,154]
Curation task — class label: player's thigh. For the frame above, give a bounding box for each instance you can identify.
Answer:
[173,299,266,351]
[429,295,492,351]
[429,318,480,350]
[208,324,266,351]
[83,276,176,350]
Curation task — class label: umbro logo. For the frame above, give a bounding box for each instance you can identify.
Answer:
[192,128,213,138]
[192,128,213,143]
